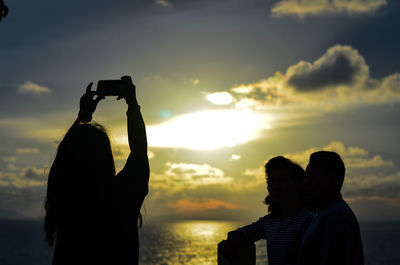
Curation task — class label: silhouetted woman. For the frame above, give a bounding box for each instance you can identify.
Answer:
[220,156,314,265]
[44,76,149,265]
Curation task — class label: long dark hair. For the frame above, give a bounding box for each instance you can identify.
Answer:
[263,156,305,218]
[44,123,116,247]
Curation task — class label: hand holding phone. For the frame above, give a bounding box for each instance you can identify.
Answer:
[97,76,138,105]
[96,80,124,96]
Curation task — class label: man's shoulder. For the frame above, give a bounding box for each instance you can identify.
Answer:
[318,199,360,228]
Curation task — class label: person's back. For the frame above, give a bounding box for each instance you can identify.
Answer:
[298,199,363,265]
[51,154,149,265]
[111,154,149,265]
[52,206,112,265]
[47,124,114,265]
[297,151,364,265]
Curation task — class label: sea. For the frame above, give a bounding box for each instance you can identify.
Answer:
[0,219,399,265]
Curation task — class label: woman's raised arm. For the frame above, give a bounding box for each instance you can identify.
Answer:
[119,76,148,160]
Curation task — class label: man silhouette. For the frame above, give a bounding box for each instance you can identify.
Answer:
[297,151,364,265]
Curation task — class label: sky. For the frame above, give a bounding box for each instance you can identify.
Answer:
[1,0,400,221]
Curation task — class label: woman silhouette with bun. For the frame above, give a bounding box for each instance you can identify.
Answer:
[44,76,149,265]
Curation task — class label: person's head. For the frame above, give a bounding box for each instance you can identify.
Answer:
[264,156,305,218]
[304,151,345,212]
[57,123,115,175]
[44,123,115,247]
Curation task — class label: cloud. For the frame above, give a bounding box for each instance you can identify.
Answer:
[24,167,46,181]
[8,164,18,171]
[347,196,400,220]
[168,199,240,214]
[145,158,269,220]
[161,199,249,220]
[190,78,200,85]
[344,171,400,198]
[0,167,46,189]
[151,162,233,193]
[271,0,387,19]
[149,158,269,205]
[285,45,368,92]
[155,0,173,8]
[147,160,271,211]
[231,154,241,160]
[18,81,52,94]
[207,45,400,110]
[113,145,155,160]
[112,145,155,172]
[0,114,72,143]
[3,156,16,162]
[206,92,234,105]
[346,155,394,168]
[144,75,163,81]
[0,167,47,218]
[148,150,156,159]
[165,162,226,181]
[282,141,393,169]
[15,147,39,154]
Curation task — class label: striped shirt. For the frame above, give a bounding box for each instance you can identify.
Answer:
[239,209,315,265]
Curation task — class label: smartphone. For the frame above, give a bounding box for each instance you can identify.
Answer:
[96,80,124,96]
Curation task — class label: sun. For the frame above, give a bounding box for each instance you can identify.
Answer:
[142,109,272,150]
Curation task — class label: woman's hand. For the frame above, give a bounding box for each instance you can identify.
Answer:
[117,76,138,106]
[78,82,105,122]
[223,230,247,258]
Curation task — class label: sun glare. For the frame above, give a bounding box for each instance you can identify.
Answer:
[206,92,234,105]
[143,109,271,150]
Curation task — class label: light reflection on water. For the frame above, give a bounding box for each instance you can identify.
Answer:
[139,220,267,265]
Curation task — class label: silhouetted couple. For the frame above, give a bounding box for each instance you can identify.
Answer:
[44,76,149,265]
[219,153,364,265]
